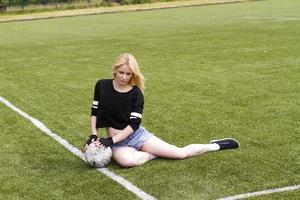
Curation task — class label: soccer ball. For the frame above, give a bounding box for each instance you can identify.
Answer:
[84,142,112,168]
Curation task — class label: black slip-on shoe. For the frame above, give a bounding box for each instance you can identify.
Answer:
[210,138,240,150]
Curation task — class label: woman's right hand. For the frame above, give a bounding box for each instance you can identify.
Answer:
[83,135,98,152]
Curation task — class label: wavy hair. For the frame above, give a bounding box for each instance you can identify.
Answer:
[112,53,145,93]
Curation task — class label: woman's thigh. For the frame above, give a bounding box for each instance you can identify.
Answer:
[140,136,187,159]
[112,147,153,167]
[113,147,136,162]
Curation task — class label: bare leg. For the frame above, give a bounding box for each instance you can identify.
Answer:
[140,136,215,159]
[112,147,156,168]
[112,136,220,167]
[182,144,212,156]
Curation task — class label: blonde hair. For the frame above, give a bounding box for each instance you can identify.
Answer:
[112,53,145,93]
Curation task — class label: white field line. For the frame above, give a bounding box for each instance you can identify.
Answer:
[0,96,156,200]
[242,16,300,20]
[217,184,300,200]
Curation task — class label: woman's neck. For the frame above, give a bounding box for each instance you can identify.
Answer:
[112,79,133,93]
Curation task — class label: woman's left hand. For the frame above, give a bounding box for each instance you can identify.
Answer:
[99,137,114,147]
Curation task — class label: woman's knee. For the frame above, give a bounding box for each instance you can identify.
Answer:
[113,149,140,168]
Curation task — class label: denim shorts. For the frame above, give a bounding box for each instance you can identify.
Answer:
[111,126,153,150]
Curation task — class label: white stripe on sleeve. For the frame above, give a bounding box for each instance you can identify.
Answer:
[130,112,142,119]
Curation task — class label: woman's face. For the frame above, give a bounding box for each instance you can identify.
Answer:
[114,64,133,86]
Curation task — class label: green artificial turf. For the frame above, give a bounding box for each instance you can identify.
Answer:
[0,0,299,199]
[0,105,139,200]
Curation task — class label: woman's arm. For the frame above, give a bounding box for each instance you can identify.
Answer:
[110,125,134,143]
[90,80,101,135]
[99,125,133,147]
[91,115,98,135]
[84,81,101,151]
[84,116,98,152]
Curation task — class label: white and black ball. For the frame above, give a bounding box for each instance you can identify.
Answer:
[84,142,112,168]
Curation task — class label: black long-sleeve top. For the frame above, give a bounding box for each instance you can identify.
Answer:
[91,79,144,131]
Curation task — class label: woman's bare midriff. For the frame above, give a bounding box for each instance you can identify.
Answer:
[106,127,122,137]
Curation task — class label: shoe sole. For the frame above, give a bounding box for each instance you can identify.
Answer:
[210,138,240,148]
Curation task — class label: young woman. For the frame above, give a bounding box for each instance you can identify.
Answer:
[84,53,240,168]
